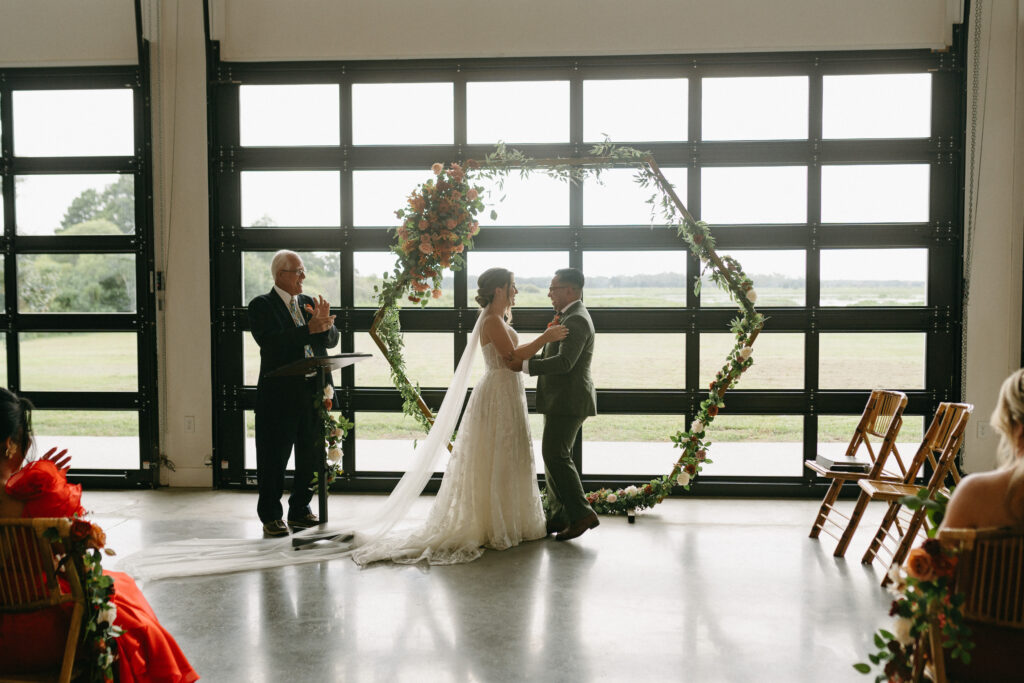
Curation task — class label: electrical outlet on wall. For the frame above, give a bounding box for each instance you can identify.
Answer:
[977,422,991,439]
[185,415,195,433]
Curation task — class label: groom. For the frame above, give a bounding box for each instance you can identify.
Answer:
[508,267,598,541]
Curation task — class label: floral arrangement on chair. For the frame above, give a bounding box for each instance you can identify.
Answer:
[45,517,122,683]
[855,490,974,682]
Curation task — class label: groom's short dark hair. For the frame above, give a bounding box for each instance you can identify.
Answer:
[555,267,584,290]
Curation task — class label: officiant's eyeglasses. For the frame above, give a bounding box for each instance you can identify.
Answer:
[281,268,306,277]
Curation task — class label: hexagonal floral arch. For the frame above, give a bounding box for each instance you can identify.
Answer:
[352,142,764,516]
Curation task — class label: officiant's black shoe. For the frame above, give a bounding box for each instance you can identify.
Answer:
[546,519,568,536]
[263,520,290,537]
[555,512,599,542]
[287,512,321,529]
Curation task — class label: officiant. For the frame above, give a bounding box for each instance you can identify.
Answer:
[248,250,339,537]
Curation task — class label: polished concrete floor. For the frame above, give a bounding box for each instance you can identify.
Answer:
[87,490,894,682]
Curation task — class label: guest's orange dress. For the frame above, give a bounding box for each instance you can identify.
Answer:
[0,460,199,682]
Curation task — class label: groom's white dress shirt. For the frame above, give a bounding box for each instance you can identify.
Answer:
[521,298,579,375]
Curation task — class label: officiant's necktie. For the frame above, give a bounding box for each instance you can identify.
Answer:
[288,297,314,359]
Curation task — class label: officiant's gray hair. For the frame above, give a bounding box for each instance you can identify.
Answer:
[270,250,300,278]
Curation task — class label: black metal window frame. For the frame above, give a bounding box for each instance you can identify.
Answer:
[0,61,158,487]
[209,41,965,497]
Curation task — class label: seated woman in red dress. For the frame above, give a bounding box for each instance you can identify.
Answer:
[0,388,199,682]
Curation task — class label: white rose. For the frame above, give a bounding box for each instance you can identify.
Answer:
[624,485,638,496]
[746,289,758,304]
[98,604,117,625]
[739,346,753,360]
[691,420,704,434]
[327,447,342,463]
[677,472,691,487]
[323,385,335,399]
[892,616,914,646]
[606,493,618,504]
[331,427,344,439]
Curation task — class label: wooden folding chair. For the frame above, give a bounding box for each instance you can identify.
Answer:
[805,390,908,546]
[916,525,1024,683]
[856,404,972,584]
[0,518,85,683]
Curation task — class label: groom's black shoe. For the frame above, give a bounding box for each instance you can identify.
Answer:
[555,512,599,542]
[287,512,320,529]
[546,519,568,536]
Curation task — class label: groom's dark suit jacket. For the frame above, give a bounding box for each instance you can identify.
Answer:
[528,299,597,417]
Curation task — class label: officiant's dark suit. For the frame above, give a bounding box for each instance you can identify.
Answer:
[248,251,339,535]
[526,267,599,541]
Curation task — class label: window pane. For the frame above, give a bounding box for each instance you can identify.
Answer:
[0,333,7,386]
[583,167,687,226]
[354,412,440,473]
[467,81,569,144]
[352,83,453,145]
[819,333,926,389]
[701,166,807,224]
[354,251,453,308]
[16,174,134,235]
[594,334,684,389]
[821,164,929,223]
[34,411,139,470]
[700,333,804,389]
[583,250,686,307]
[243,334,260,386]
[242,251,340,305]
[240,84,340,147]
[352,170,433,227]
[817,414,924,470]
[702,76,808,141]
[820,249,927,306]
[823,74,931,139]
[700,250,805,307]
[355,333,452,388]
[13,89,133,157]
[478,174,569,227]
[583,79,688,142]
[241,171,340,227]
[697,415,803,477]
[582,415,681,476]
[18,254,136,312]
[20,332,138,391]
[466,251,570,309]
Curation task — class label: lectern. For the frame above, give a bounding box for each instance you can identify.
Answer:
[266,353,370,523]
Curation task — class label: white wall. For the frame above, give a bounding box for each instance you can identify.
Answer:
[959,0,1024,472]
[3,0,1021,483]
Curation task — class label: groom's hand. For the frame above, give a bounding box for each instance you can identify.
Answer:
[505,357,523,371]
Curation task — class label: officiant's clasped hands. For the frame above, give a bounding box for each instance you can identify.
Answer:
[307,295,335,333]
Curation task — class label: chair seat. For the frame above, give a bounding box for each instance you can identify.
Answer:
[804,460,868,481]
[857,479,918,501]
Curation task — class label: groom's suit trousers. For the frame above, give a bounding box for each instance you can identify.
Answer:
[542,414,590,525]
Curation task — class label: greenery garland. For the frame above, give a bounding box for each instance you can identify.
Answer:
[371,142,764,515]
[45,518,122,682]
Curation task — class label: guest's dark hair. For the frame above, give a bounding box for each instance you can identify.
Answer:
[555,267,584,291]
[0,388,33,457]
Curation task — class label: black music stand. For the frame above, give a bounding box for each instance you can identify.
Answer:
[266,353,370,523]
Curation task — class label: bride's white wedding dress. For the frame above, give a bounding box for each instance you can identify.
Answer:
[119,312,544,579]
[352,325,545,565]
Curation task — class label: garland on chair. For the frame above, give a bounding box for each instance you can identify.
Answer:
[370,142,764,516]
[45,518,122,683]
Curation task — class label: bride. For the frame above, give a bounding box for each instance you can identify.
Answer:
[120,267,567,577]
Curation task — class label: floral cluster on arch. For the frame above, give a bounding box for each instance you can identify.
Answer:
[393,161,487,305]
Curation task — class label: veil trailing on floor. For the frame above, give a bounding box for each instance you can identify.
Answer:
[119,311,485,580]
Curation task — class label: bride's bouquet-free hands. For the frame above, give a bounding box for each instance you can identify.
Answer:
[504,324,567,371]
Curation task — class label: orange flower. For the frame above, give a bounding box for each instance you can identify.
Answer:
[397,226,409,241]
[906,547,936,581]
[408,295,421,303]
[467,189,478,200]
[418,242,434,255]
[469,222,480,236]
[402,240,417,254]
[87,524,107,550]
[324,399,332,411]
[431,162,443,175]
[432,289,443,299]
[445,218,457,230]
[410,196,426,212]
[466,159,480,169]
[454,244,465,253]
[440,256,451,268]
[418,220,429,230]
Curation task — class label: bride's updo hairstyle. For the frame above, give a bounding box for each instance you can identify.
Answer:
[0,387,33,460]
[992,368,1024,520]
[475,267,514,320]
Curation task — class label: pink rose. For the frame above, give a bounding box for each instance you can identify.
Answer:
[445,218,457,230]
[467,189,478,200]
[418,242,434,255]
[469,222,480,236]
[418,220,429,230]
[431,163,443,175]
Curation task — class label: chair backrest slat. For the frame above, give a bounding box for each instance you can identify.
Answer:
[940,526,1024,629]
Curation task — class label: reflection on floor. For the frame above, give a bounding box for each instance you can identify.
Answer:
[88,490,893,683]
